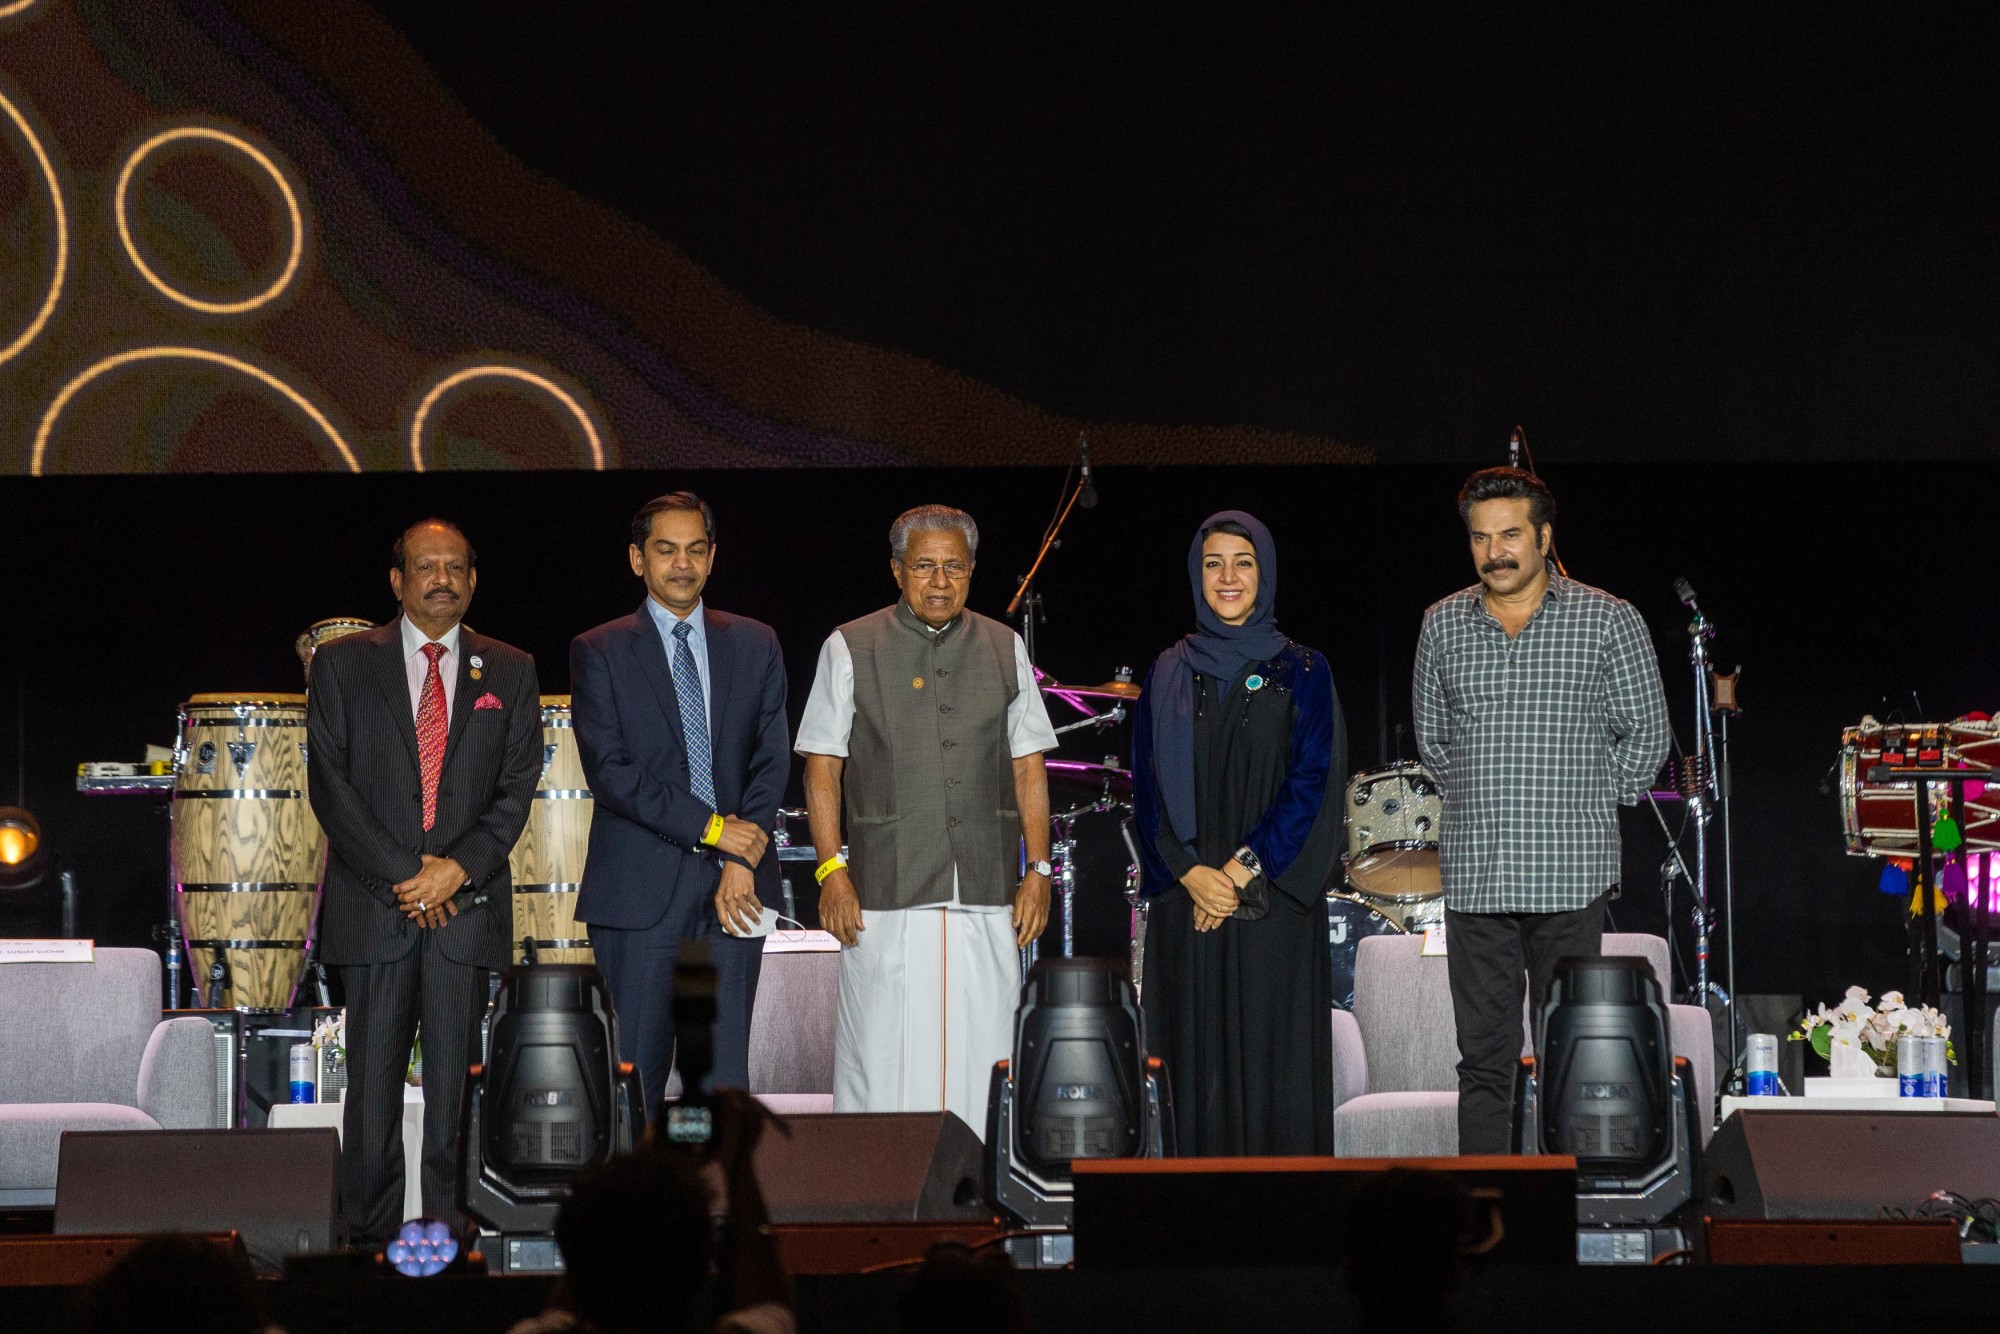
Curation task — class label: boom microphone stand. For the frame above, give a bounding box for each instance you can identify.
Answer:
[1673,578,1740,1066]
[1007,434,1097,665]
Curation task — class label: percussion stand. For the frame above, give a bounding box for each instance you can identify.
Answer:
[1867,764,1997,1100]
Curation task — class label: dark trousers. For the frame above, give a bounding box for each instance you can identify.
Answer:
[340,932,486,1246]
[1445,892,1608,1155]
[589,889,766,1118]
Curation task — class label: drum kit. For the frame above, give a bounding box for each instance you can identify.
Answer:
[1327,762,1445,1009]
[1032,671,1450,1013]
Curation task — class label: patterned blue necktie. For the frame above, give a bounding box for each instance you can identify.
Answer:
[671,620,716,808]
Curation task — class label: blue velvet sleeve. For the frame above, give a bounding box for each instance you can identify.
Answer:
[1130,664,1191,897]
[1245,649,1344,887]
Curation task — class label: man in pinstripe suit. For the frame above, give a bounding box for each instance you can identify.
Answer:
[308,519,541,1243]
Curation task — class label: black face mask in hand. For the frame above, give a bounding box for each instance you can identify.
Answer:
[1232,875,1271,922]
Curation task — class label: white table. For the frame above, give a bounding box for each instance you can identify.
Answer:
[267,1086,425,1223]
[1722,1080,1996,1122]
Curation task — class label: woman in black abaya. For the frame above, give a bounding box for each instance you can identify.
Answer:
[1131,510,1347,1155]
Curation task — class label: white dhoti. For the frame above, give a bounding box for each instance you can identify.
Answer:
[833,901,1019,1138]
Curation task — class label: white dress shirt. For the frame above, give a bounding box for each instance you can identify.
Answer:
[399,616,462,723]
[644,596,711,733]
[793,621,1057,759]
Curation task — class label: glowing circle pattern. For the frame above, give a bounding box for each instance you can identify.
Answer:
[409,365,607,472]
[0,85,67,368]
[31,346,360,475]
[115,126,305,316]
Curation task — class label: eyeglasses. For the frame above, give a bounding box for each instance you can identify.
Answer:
[903,560,971,580]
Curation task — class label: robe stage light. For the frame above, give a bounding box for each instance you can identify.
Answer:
[0,807,46,889]
[986,957,1172,1232]
[460,963,643,1273]
[0,805,76,938]
[1516,955,1703,1260]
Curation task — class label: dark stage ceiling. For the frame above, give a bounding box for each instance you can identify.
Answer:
[367,2,1995,463]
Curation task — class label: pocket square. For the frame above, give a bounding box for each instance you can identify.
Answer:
[473,692,504,710]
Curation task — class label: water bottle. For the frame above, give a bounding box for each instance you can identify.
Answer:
[1745,1033,1781,1096]
[1896,1034,1923,1097]
[289,1044,316,1104]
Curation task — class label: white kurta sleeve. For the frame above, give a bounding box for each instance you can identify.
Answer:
[1007,632,1059,757]
[793,631,856,757]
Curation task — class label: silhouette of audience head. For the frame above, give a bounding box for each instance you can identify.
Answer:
[554,1150,716,1334]
[896,1241,1030,1334]
[1343,1167,1479,1332]
[87,1234,264,1334]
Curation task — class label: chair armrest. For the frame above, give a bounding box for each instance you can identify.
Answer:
[1667,1003,1715,1142]
[138,1017,219,1129]
[1330,1008,1368,1110]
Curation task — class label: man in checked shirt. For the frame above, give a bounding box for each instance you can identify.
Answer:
[1413,467,1671,1154]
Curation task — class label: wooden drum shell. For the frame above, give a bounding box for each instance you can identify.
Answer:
[171,695,326,1011]
[508,696,595,964]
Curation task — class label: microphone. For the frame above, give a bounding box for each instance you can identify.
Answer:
[1077,434,1098,510]
[1673,577,1698,608]
[1508,425,1524,471]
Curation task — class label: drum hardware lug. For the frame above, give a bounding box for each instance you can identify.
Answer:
[540,742,558,782]
[227,741,257,776]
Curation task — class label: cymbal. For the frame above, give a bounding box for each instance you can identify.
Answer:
[1041,679,1141,701]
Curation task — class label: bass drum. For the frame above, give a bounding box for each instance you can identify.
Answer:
[1326,893,1405,1012]
[508,696,595,963]
[172,694,325,1011]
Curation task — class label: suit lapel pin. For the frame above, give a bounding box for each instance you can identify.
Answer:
[912,676,925,690]
[1245,673,1266,691]
[469,654,484,681]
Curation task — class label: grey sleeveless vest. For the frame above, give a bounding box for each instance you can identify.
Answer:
[838,601,1021,910]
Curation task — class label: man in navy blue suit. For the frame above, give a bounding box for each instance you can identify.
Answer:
[571,492,790,1113]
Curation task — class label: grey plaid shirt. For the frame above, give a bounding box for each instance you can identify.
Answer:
[1412,575,1670,914]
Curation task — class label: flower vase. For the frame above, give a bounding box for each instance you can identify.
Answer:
[1827,1042,1881,1080]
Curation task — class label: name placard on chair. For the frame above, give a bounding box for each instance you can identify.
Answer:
[0,939,94,963]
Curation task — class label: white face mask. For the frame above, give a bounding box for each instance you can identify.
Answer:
[725,904,810,939]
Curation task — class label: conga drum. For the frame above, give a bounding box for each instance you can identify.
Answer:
[172,694,326,1010]
[508,696,595,963]
[294,617,374,684]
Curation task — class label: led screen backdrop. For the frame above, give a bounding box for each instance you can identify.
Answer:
[0,0,1364,472]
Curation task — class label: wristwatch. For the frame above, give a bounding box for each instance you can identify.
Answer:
[1232,845,1263,879]
[1024,859,1054,879]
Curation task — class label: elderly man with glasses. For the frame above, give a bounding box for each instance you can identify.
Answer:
[797,505,1055,1137]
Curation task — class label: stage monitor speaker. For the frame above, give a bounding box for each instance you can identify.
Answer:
[54,1129,341,1275]
[1705,1217,1961,1265]
[0,1232,247,1287]
[1705,1110,2000,1219]
[1071,1156,1577,1267]
[751,1113,989,1224]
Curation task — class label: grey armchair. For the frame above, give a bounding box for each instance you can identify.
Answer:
[1330,932,1714,1158]
[0,948,217,1206]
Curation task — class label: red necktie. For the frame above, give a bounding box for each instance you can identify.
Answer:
[416,642,448,831]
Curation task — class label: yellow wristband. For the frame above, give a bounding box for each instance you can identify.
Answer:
[815,853,848,885]
[702,813,724,847]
